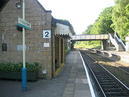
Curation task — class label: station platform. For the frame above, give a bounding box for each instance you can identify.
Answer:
[0,51,92,97]
[108,51,129,63]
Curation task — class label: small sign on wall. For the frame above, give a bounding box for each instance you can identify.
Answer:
[43,30,51,38]
[17,45,27,51]
[44,43,50,47]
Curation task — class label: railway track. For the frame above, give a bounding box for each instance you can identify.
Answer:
[87,49,129,87]
[80,50,129,97]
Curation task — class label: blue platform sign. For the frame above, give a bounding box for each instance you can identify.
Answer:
[17,18,31,30]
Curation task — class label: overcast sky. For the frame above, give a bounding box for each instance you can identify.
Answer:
[38,0,115,34]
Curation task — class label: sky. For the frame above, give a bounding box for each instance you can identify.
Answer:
[38,0,115,34]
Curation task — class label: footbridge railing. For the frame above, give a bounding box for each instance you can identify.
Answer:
[71,34,109,41]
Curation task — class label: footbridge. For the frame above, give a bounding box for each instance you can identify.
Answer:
[71,34,109,41]
[70,34,109,50]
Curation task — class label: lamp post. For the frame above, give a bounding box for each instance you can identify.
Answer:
[21,0,27,91]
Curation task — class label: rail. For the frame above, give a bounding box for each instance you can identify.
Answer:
[80,50,129,97]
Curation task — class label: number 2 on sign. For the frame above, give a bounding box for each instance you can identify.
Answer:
[43,30,51,38]
[45,31,49,38]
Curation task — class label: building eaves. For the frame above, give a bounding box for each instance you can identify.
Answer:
[0,0,9,11]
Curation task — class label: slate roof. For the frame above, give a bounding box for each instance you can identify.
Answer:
[52,18,71,27]
[52,18,75,35]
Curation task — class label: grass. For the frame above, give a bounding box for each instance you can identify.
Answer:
[74,41,101,49]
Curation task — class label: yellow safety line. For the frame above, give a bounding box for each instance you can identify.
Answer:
[54,63,64,76]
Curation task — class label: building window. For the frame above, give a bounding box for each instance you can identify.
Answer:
[2,43,7,51]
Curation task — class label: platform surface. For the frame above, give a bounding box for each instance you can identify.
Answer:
[0,51,92,97]
[103,50,129,64]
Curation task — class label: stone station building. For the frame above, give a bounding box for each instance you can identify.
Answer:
[0,0,74,79]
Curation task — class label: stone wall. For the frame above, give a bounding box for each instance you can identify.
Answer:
[0,0,53,79]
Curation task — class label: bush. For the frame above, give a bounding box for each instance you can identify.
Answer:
[0,62,40,72]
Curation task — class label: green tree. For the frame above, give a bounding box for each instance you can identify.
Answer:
[83,25,93,34]
[111,0,129,40]
[91,7,114,34]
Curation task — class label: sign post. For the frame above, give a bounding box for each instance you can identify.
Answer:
[16,0,31,91]
[21,0,27,91]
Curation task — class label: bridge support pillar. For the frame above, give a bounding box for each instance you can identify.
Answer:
[102,40,109,50]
